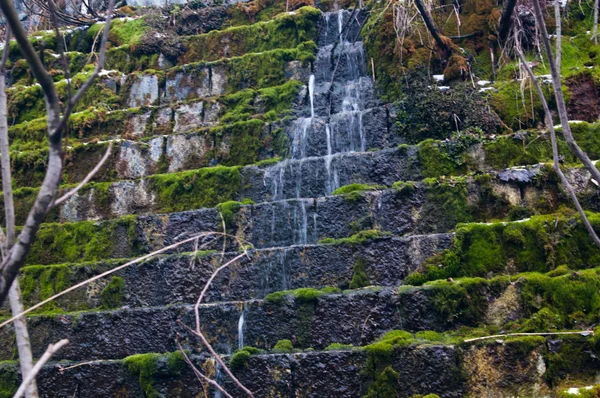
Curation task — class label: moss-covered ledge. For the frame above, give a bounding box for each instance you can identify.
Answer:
[405,210,600,285]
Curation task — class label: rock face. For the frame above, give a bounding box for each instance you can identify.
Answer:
[1,2,600,398]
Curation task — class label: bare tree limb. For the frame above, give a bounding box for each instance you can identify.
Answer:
[0,233,219,329]
[414,0,450,55]
[554,0,562,75]
[531,0,600,185]
[593,0,599,44]
[497,0,518,44]
[175,338,234,398]
[464,330,593,343]
[515,44,600,248]
[54,142,114,206]
[0,24,40,398]
[0,0,116,306]
[13,339,69,398]
[179,321,254,398]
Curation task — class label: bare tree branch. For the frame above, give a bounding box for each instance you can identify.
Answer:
[497,0,518,44]
[13,339,69,398]
[0,233,219,329]
[593,0,599,44]
[515,44,600,248]
[0,24,40,398]
[0,0,116,306]
[175,338,234,398]
[531,0,600,184]
[414,0,450,54]
[464,330,593,343]
[54,142,114,206]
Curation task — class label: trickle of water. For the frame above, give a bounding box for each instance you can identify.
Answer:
[337,10,344,41]
[300,200,308,244]
[214,362,223,398]
[308,74,315,118]
[291,117,312,159]
[238,310,245,350]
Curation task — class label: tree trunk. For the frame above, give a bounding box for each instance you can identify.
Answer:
[531,0,600,184]
[414,0,450,55]
[0,25,39,398]
[516,49,600,248]
[8,282,39,397]
[593,0,599,44]
[497,0,518,44]
[555,0,562,75]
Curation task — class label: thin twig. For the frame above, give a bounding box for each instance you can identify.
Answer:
[54,141,114,206]
[175,338,234,398]
[178,321,254,397]
[13,339,69,398]
[464,330,593,343]
[0,232,223,329]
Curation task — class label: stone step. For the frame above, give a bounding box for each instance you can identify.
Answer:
[16,165,595,266]
[8,41,315,130]
[0,331,594,397]
[2,263,599,361]
[7,8,370,127]
[0,346,463,398]
[10,234,452,314]
[9,40,376,151]
[7,6,324,86]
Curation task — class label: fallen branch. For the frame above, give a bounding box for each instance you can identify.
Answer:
[13,339,69,398]
[54,141,114,206]
[464,330,593,343]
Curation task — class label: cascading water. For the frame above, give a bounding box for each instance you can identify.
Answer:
[214,362,223,398]
[309,74,315,118]
[238,310,245,350]
[265,8,373,215]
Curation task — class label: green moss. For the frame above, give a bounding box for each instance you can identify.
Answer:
[332,183,385,201]
[406,212,600,284]
[264,286,341,306]
[559,385,600,398]
[325,343,355,350]
[181,7,320,64]
[124,351,185,398]
[319,229,392,245]
[273,339,294,352]
[149,166,242,213]
[349,257,370,289]
[0,362,18,398]
[363,366,400,398]
[25,216,142,265]
[229,346,260,370]
[100,276,125,309]
[392,181,418,195]
[108,18,148,47]
[417,139,470,178]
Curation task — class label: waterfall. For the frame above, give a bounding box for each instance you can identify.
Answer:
[238,310,245,350]
[325,124,333,193]
[337,10,344,41]
[214,361,223,398]
[308,74,315,118]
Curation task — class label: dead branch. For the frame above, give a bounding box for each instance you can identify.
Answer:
[175,338,234,398]
[497,0,518,45]
[13,339,69,398]
[0,0,117,306]
[515,43,600,248]
[414,0,450,54]
[54,142,114,206]
[531,0,600,185]
[0,232,222,329]
[464,330,593,343]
